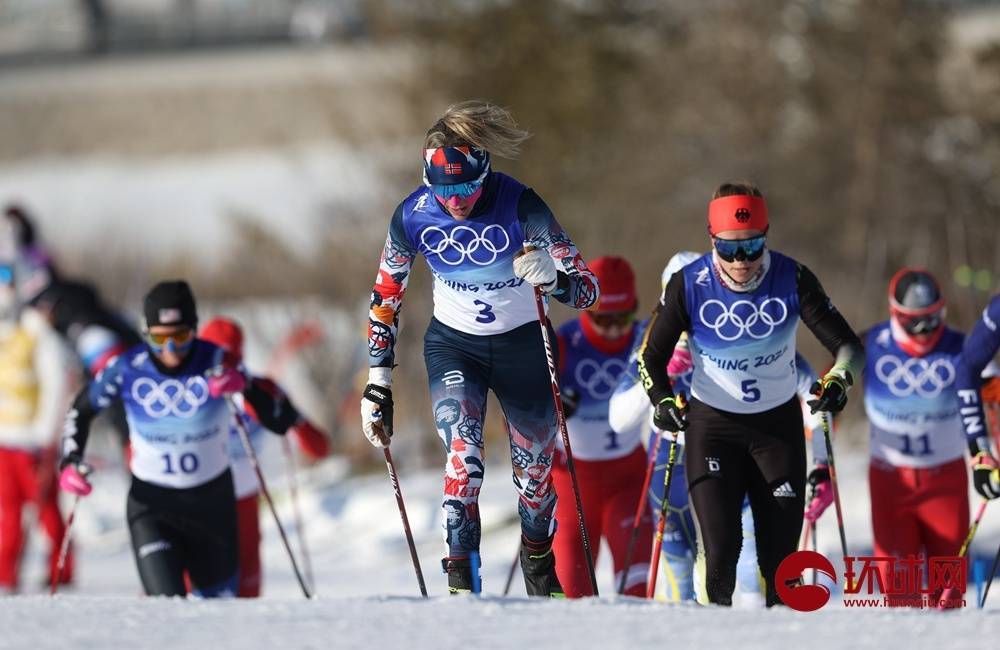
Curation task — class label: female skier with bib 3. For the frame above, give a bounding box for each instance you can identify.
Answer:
[359,102,599,595]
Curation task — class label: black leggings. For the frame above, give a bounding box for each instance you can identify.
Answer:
[126,470,238,597]
[685,396,805,606]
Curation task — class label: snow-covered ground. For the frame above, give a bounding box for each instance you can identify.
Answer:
[6,437,1000,649]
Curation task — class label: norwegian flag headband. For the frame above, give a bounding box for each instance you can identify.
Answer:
[707,195,769,235]
[422,146,491,187]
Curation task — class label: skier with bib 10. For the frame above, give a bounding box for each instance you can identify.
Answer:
[59,281,295,597]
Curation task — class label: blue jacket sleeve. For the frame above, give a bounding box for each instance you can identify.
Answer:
[958,295,1000,451]
[62,355,126,462]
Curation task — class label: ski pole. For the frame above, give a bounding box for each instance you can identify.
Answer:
[981,536,1000,609]
[799,516,812,553]
[51,495,79,596]
[937,499,987,608]
[819,413,849,559]
[227,397,313,599]
[618,431,663,595]
[502,545,520,596]
[282,435,315,591]
[810,520,818,584]
[646,431,680,599]
[525,260,599,597]
[50,461,89,598]
[382,444,428,597]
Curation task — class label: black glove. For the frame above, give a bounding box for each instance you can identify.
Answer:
[807,371,853,414]
[971,451,1000,500]
[561,387,579,420]
[653,396,688,432]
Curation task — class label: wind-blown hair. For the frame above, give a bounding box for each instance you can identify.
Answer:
[424,101,531,159]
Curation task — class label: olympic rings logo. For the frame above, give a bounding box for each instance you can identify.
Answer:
[699,298,788,341]
[575,358,628,400]
[874,356,955,398]
[131,376,209,419]
[419,224,510,266]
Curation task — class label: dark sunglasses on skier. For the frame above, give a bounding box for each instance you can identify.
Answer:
[712,234,767,263]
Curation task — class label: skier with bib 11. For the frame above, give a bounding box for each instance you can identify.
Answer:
[860,268,996,601]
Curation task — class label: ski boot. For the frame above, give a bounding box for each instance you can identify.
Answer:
[442,557,475,595]
[519,536,565,598]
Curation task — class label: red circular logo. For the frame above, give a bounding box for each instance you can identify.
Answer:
[775,550,837,612]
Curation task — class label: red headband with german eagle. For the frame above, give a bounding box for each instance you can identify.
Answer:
[707,195,769,236]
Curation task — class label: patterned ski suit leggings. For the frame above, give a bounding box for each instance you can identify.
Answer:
[424,317,559,558]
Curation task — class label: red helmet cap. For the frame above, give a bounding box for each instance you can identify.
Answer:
[200,317,244,360]
[589,255,637,313]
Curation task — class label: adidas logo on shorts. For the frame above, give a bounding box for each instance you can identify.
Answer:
[772,481,797,499]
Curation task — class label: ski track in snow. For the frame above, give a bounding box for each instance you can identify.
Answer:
[8,446,1000,648]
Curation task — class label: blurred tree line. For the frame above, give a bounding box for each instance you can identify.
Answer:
[365,0,1000,446]
[400,0,999,327]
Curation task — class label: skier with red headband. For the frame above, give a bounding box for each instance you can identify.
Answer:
[199,317,330,597]
[613,252,831,604]
[551,255,652,597]
[637,182,863,607]
[860,269,994,598]
[360,101,599,595]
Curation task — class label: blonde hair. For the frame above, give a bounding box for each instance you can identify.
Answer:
[424,101,531,159]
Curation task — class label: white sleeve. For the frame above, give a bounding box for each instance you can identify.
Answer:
[608,380,653,436]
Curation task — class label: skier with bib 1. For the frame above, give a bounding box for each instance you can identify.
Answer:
[551,255,652,597]
[58,281,293,597]
[360,101,599,596]
[637,182,864,606]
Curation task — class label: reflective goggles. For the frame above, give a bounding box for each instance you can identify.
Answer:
[0,265,12,285]
[145,328,195,351]
[712,234,767,263]
[428,178,484,201]
[895,310,943,336]
[589,310,636,329]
